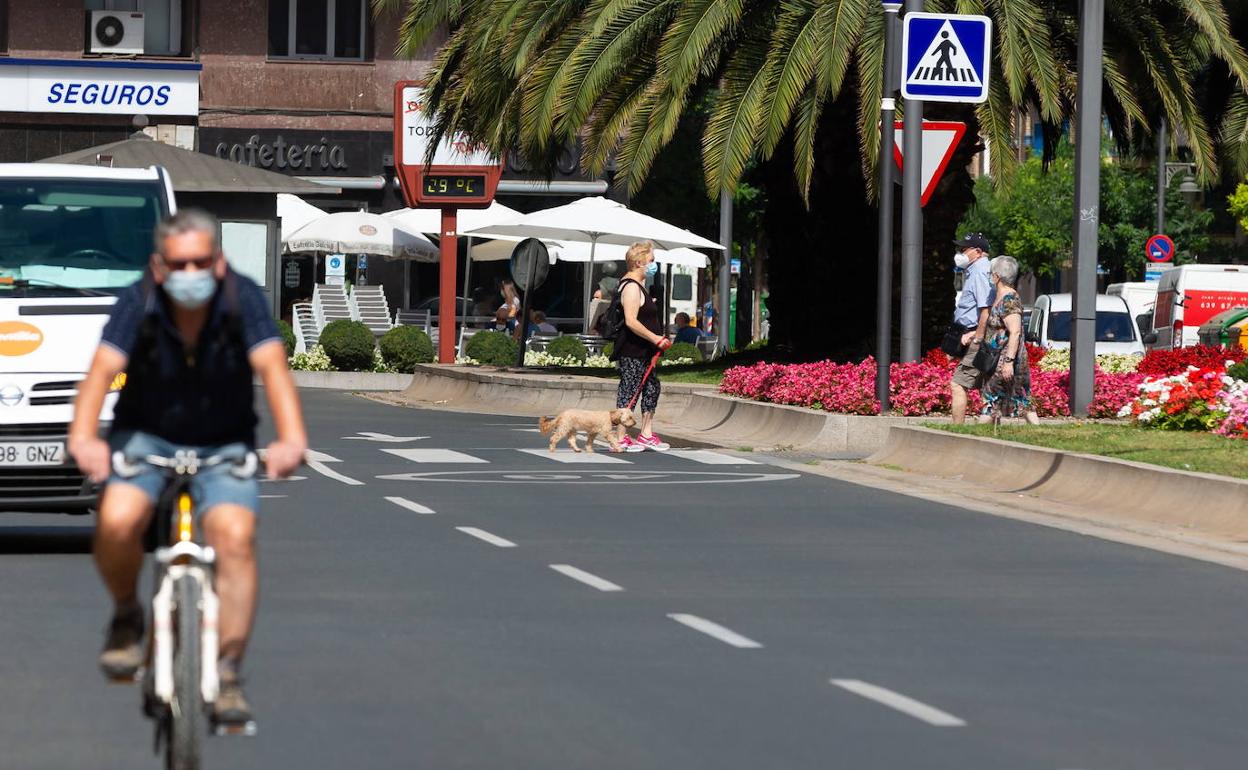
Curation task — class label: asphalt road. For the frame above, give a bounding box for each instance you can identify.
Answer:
[3,389,1248,769]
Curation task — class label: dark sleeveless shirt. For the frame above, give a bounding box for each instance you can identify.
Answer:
[614,278,662,360]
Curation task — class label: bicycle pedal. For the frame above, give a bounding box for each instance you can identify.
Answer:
[212,720,257,737]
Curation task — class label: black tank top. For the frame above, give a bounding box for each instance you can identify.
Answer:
[615,278,662,360]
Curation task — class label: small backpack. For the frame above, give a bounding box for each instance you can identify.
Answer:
[598,278,641,343]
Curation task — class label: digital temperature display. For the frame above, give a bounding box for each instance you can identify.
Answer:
[422,174,487,198]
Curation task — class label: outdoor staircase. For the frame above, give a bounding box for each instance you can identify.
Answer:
[292,302,316,353]
[308,284,354,349]
[350,285,394,336]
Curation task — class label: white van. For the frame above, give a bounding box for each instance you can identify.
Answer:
[1106,281,1157,335]
[0,164,175,513]
[1027,293,1145,355]
[1147,264,1248,349]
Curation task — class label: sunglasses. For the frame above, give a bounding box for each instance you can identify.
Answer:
[163,254,216,271]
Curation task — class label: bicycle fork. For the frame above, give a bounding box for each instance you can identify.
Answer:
[152,493,220,707]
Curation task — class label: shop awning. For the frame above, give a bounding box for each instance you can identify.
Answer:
[39,132,338,195]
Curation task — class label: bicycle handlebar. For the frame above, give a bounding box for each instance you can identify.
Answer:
[112,449,259,480]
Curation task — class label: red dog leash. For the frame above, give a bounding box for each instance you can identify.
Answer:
[625,349,664,411]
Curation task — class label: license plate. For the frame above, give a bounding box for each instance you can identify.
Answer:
[0,442,64,466]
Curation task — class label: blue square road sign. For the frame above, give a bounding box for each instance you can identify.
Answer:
[901,12,992,104]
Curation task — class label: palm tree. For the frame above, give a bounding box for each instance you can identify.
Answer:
[376,0,1248,355]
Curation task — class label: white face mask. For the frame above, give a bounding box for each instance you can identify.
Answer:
[954,251,971,270]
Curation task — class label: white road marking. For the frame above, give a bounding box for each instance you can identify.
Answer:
[673,450,760,465]
[384,448,489,464]
[304,449,364,486]
[829,680,967,727]
[259,475,306,483]
[666,614,763,649]
[343,432,428,443]
[455,527,517,548]
[517,448,629,464]
[259,494,287,499]
[385,496,436,514]
[549,564,624,592]
[511,428,543,433]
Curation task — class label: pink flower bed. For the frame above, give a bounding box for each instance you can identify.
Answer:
[720,353,1146,418]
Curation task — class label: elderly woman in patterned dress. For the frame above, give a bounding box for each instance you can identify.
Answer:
[980,256,1041,425]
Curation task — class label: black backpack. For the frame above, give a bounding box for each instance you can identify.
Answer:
[598,278,641,343]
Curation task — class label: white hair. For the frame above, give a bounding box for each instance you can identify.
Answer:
[990,255,1020,287]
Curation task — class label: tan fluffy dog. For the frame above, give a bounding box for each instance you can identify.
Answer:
[538,408,636,453]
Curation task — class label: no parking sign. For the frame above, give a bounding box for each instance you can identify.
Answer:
[1145,234,1174,263]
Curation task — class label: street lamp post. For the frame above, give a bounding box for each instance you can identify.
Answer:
[899,0,924,363]
[876,0,902,412]
[1069,0,1106,416]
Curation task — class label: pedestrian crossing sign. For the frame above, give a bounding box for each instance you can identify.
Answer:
[901,12,992,104]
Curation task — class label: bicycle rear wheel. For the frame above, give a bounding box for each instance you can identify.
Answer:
[167,575,204,770]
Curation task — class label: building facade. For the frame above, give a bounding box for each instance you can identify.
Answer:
[0,0,615,321]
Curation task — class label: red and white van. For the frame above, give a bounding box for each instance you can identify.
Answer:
[1148,264,1248,349]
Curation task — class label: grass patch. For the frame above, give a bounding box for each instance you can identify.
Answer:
[928,422,1248,480]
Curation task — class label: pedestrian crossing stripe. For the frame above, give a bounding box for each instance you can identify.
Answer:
[379,448,760,466]
[901,13,992,104]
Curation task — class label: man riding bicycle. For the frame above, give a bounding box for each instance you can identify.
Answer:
[69,209,307,726]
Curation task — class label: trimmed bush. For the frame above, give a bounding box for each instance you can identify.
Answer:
[666,341,703,362]
[318,319,375,371]
[379,326,434,372]
[276,319,296,356]
[465,330,519,366]
[545,335,588,363]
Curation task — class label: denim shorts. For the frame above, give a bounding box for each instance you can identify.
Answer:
[107,431,259,515]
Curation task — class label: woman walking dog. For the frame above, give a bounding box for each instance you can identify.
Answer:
[613,241,671,451]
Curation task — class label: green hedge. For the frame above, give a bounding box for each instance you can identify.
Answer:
[465,330,518,366]
[319,319,375,371]
[379,325,434,372]
[666,341,703,362]
[276,319,296,356]
[546,335,588,362]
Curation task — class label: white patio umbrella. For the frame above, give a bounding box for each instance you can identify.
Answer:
[385,202,522,306]
[548,242,709,269]
[285,211,437,260]
[277,194,325,242]
[464,196,723,331]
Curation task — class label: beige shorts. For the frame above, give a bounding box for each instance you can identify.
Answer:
[952,340,985,390]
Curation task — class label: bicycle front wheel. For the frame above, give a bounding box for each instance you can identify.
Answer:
[168,575,204,770]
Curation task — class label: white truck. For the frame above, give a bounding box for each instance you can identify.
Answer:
[0,164,175,513]
[1145,264,1248,349]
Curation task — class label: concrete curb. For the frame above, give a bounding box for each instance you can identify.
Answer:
[869,426,1248,540]
[399,365,927,455]
[288,371,415,391]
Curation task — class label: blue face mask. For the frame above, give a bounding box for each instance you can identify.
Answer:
[644,261,658,279]
[163,270,218,310]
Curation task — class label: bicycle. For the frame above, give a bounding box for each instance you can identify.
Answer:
[112,448,259,770]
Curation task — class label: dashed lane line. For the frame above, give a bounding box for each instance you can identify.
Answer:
[455,527,517,548]
[385,496,436,514]
[516,449,630,464]
[549,564,624,592]
[666,614,763,649]
[830,680,967,727]
[383,448,490,464]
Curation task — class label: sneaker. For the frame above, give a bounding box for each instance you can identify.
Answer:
[99,603,145,680]
[213,668,253,726]
[635,434,671,451]
[619,435,645,453]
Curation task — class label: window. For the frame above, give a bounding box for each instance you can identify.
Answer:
[671,274,693,302]
[84,0,186,56]
[1046,311,1137,343]
[220,221,272,289]
[268,0,366,60]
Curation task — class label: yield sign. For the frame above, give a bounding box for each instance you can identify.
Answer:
[892,121,966,207]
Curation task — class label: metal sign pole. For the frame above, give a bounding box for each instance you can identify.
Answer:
[899,0,924,363]
[1156,117,1167,235]
[439,208,458,364]
[1069,0,1105,416]
[877,1,903,411]
[718,189,733,354]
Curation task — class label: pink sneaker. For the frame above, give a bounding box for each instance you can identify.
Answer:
[634,434,670,451]
[618,435,645,453]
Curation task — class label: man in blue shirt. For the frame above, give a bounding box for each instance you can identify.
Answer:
[69,209,307,726]
[949,233,994,423]
[673,312,707,344]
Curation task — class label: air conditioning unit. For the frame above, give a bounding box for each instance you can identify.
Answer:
[87,11,145,55]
